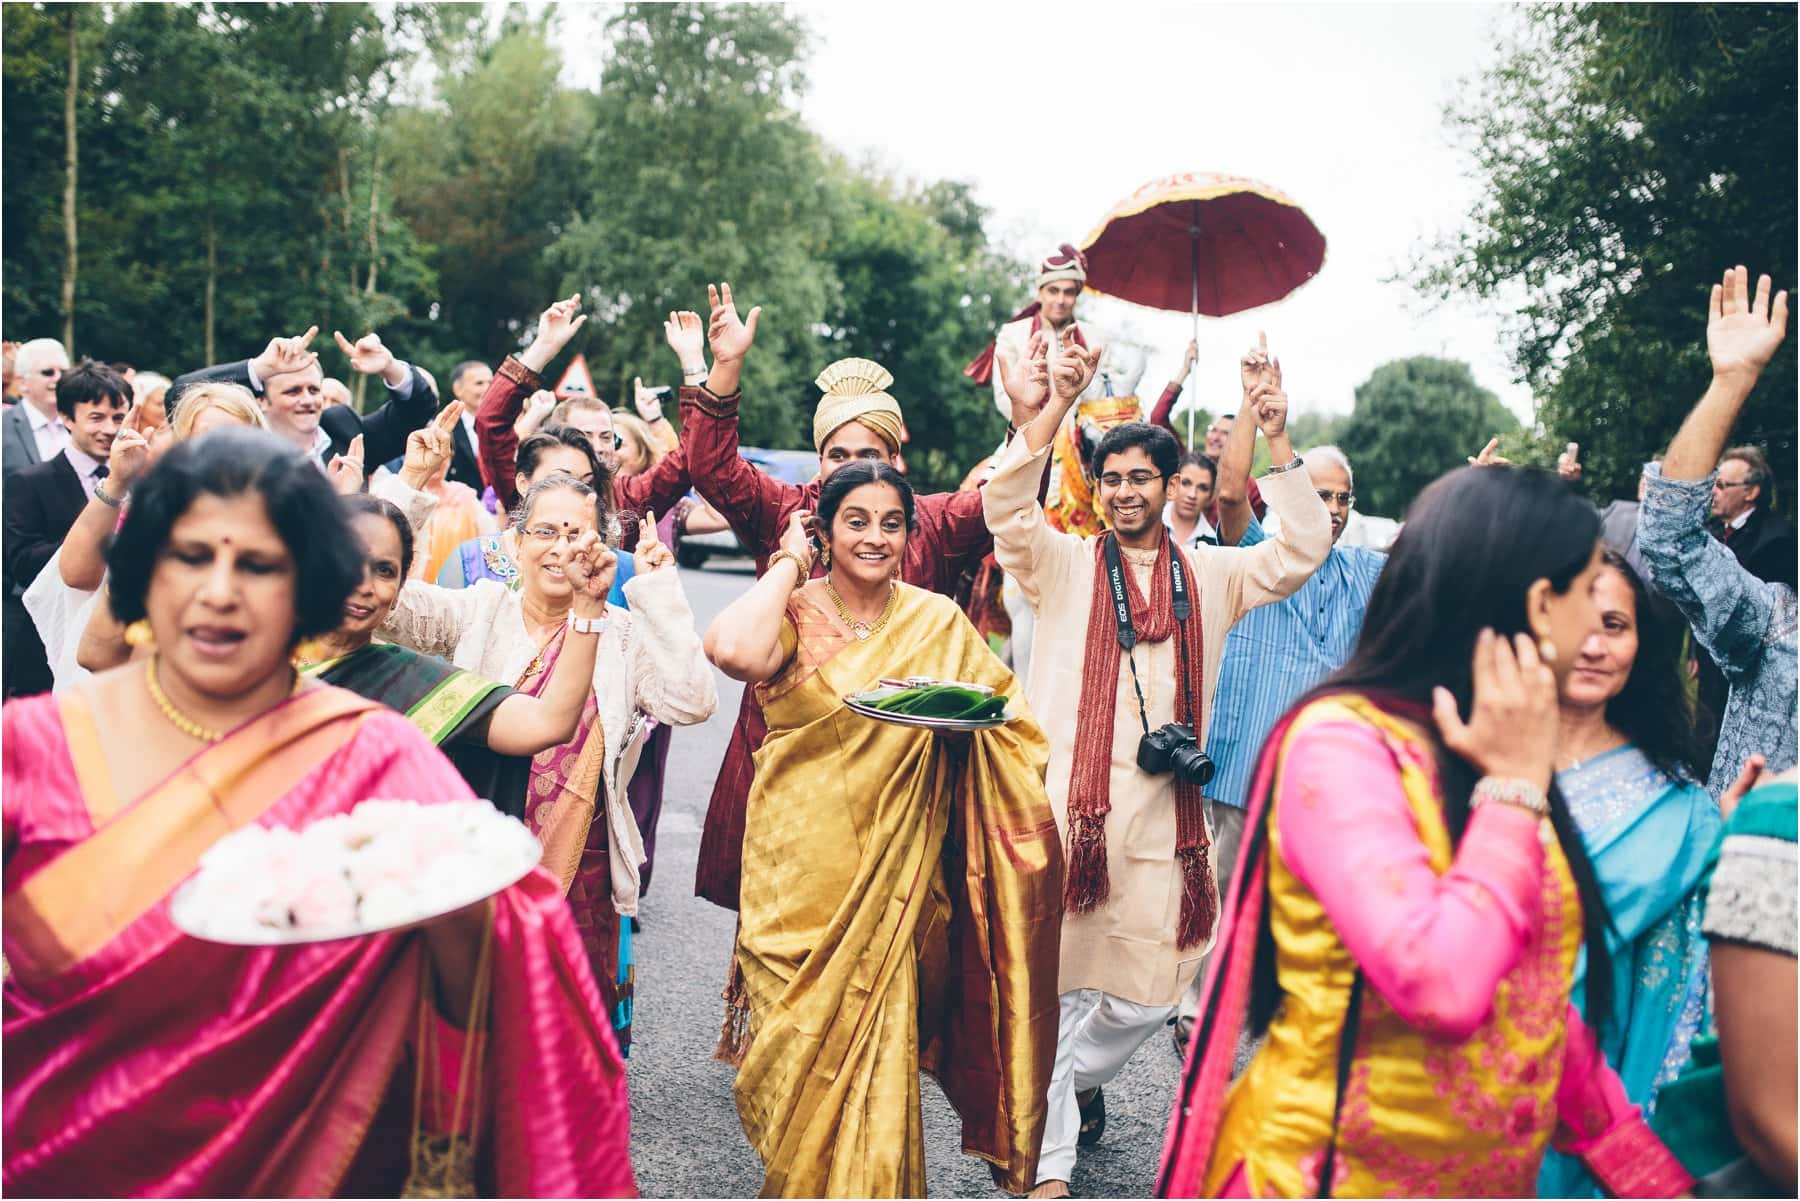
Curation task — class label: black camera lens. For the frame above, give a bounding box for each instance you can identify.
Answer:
[1169,742,1215,787]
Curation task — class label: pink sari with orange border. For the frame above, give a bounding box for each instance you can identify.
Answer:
[2,685,635,1198]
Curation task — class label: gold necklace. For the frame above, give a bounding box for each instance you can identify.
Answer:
[824,577,898,641]
[146,655,300,743]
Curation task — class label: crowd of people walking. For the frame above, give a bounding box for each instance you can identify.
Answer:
[1,254,1793,1199]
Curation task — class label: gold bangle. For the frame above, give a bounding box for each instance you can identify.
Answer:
[766,549,812,582]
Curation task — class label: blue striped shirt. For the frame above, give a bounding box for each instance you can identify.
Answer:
[1204,517,1386,809]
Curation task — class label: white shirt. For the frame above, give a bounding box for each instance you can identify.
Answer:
[25,401,70,461]
[1728,505,1756,532]
[460,407,479,455]
[61,444,109,501]
[1162,501,1216,550]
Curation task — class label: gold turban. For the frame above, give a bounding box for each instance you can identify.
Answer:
[812,358,905,453]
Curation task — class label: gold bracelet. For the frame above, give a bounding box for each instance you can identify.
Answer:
[766,549,812,582]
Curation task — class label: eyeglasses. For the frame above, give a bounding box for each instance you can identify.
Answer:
[521,525,590,545]
[1098,470,1163,490]
[1713,480,1753,491]
[1315,490,1355,506]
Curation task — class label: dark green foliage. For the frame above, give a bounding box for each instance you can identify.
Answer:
[1414,4,1797,507]
[1337,356,1519,518]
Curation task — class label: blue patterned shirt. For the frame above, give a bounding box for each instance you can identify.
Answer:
[1204,518,1386,809]
[1639,464,1798,796]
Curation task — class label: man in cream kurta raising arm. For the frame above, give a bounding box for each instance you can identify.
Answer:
[983,337,1329,1195]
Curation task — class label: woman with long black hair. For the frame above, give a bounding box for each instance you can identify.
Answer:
[1158,465,1693,1198]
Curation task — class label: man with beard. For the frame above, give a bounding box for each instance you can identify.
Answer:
[982,336,1329,1198]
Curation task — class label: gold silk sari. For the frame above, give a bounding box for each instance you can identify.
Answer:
[732,584,1063,1197]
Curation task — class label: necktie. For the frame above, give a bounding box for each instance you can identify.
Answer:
[93,465,110,482]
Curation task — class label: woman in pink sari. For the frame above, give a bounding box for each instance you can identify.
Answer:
[3,428,634,1198]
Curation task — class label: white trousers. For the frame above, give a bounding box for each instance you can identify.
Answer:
[1036,989,1177,1185]
[1002,572,1035,688]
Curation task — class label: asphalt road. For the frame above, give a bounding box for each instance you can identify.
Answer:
[629,560,1181,1199]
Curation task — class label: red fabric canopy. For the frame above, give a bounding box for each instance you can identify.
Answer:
[1078,172,1326,316]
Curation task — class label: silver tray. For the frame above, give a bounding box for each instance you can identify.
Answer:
[170,817,542,947]
[844,681,1016,733]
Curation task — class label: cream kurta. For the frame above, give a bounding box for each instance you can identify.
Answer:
[983,433,1331,1005]
[990,315,1095,422]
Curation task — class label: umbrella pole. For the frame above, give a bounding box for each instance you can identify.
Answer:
[1188,202,1201,447]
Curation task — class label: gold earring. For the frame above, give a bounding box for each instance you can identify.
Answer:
[124,620,154,648]
[820,544,832,569]
[1538,638,1557,664]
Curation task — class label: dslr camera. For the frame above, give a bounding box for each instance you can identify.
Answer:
[1137,722,1215,787]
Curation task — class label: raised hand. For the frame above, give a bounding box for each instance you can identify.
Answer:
[1708,264,1790,384]
[327,434,366,496]
[514,389,557,441]
[633,508,675,574]
[1051,340,1103,404]
[1179,338,1199,379]
[519,295,588,375]
[1239,332,1280,396]
[1557,442,1582,482]
[998,330,1051,426]
[566,530,617,616]
[250,325,320,381]
[333,329,396,378]
[633,376,664,424]
[664,310,707,372]
[1467,437,1512,468]
[706,283,761,365]
[402,401,462,484]
[1431,628,1559,792]
[1247,381,1288,438]
[107,403,153,489]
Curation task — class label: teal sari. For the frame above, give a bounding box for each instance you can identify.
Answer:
[1539,745,1722,1198]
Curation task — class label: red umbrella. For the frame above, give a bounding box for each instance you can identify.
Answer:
[1079,172,1326,438]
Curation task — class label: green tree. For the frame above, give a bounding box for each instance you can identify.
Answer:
[816,167,1026,490]
[1415,4,1797,506]
[382,14,597,369]
[1337,356,1519,518]
[548,2,831,444]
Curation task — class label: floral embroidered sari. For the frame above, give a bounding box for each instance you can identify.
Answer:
[1539,747,1720,1198]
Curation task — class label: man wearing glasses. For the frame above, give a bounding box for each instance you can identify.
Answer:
[2,338,71,476]
[1709,445,1795,589]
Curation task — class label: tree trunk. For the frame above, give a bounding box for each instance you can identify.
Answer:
[339,146,357,291]
[363,154,381,297]
[204,216,217,364]
[60,6,78,351]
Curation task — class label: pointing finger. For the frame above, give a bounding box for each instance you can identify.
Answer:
[297,325,320,349]
[334,330,356,357]
[637,510,658,547]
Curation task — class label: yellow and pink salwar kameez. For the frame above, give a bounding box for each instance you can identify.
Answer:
[1159,692,1693,1198]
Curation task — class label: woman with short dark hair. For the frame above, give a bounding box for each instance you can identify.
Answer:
[3,428,633,1196]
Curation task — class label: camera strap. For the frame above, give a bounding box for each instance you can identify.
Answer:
[1103,533,1198,735]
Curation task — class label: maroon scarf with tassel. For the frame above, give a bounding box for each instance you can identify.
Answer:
[1066,531,1217,949]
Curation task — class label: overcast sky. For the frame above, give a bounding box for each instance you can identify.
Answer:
[557,2,1533,425]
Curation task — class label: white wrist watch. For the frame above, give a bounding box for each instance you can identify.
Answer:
[568,612,608,635]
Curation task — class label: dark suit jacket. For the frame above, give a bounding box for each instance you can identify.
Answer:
[3,402,46,478]
[448,419,486,492]
[1713,505,1797,590]
[3,452,88,696]
[167,361,440,468]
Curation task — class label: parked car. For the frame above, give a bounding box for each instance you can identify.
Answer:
[675,447,820,568]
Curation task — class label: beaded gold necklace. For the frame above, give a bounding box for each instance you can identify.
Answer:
[146,655,300,743]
